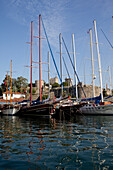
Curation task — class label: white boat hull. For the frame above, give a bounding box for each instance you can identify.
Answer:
[79,103,113,115]
[2,108,20,115]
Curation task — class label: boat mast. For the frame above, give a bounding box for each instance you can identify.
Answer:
[72,34,78,99]
[10,60,12,104]
[48,51,50,99]
[6,71,9,104]
[89,28,95,97]
[30,21,33,102]
[84,59,86,85]
[59,33,63,96]
[108,65,112,95]
[93,20,103,102]
[39,14,42,101]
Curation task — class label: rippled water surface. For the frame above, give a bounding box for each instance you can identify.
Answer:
[0,115,113,169]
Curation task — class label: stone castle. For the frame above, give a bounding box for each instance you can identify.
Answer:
[28,77,112,100]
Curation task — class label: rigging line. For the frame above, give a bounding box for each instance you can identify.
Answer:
[63,56,76,96]
[41,16,65,92]
[100,28,113,49]
[111,16,113,32]
[62,36,86,98]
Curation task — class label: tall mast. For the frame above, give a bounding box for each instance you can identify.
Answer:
[48,51,50,99]
[39,14,42,101]
[30,21,33,102]
[84,59,86,85]
[108,66,112,95]
[59,33,63,96]
[89,28,95,97]
[6,71,8,104]
[10,60,12,104]
[93,20,103,102]
[72,34,78,99]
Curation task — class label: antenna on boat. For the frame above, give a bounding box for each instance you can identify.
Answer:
[108,66,112,95]
[39,14,42,101]
[89,28,95,97]
[48,51,50,99]
[30,21,33,102]
[93,20,103,102]
[10,60,12,104]
[72,34,78,99]
[59,33,63,96]
[6,71,9,104]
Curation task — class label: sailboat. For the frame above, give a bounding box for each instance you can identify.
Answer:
[1,60,21,116]
[79,20,113,115]
[17,17,56,117]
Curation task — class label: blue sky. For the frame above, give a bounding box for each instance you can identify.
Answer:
[0,0,113,89]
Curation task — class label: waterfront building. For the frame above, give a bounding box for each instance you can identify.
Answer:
[3,91,25,100]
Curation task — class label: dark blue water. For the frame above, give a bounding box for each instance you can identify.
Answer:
[0,115,113,169]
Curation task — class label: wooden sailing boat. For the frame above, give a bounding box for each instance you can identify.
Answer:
[79,20,113,115]
[18,15,55,117]
[1,60,21,115]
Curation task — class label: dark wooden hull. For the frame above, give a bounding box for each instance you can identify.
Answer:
[17,103,54,117]
[52,103,82,119]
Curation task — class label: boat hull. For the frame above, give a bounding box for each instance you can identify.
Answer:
[1,108,20,116]
[79,103,113,115]
[17,103,54,117]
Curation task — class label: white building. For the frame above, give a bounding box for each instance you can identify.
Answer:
[3,91,25,100]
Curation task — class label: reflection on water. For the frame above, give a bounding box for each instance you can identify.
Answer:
[0,115,113,169]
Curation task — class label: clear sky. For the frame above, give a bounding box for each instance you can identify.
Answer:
[0,0,113,89]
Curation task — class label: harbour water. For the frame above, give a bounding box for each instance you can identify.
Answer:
[0,114,113,169]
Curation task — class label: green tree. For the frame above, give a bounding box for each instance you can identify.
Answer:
[1,75,28,94]
[63,82,68,86]
[1,75,11,93]
[16,76,28,92]
[52,82,60,88]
